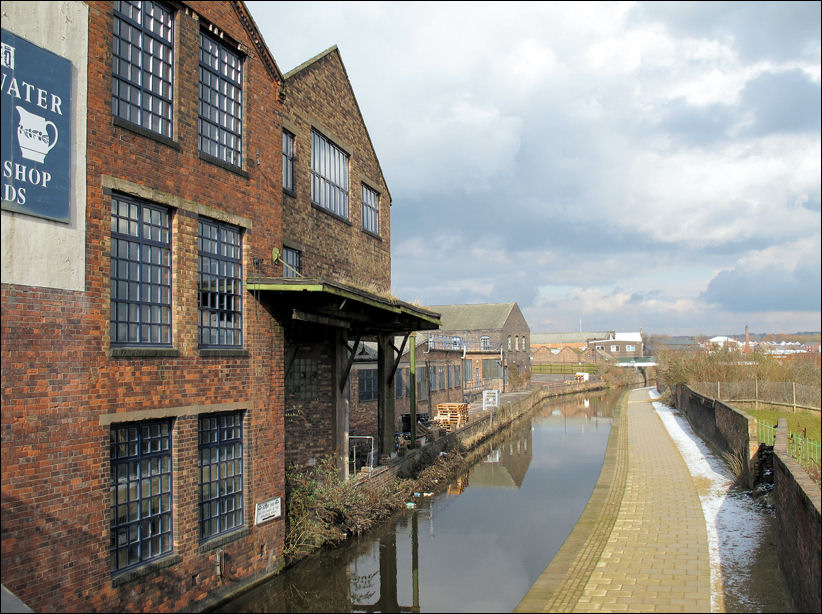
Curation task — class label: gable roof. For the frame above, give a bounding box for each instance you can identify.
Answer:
[231,1,284,84]
[425,303,517,331]
[283,45,391,203]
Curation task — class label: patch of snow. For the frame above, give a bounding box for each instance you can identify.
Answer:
[647,388,768,613]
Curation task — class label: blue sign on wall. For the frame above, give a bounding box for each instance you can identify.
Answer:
[2,28,72,223]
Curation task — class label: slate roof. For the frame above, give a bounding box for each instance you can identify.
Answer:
[425,303,516,331]
[531,331,614,345]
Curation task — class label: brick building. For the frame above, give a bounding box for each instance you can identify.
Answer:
[246,44,439,476]
[425,303,531,396]
[1,2,437,611]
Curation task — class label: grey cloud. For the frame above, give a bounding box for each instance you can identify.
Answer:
[630,1,821,62]
[740,70,821,136]
[700,259,821,312]
[652,100,737,145]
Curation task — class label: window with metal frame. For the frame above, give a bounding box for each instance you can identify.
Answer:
[198,218,242,347]
[282,129,295,192]
[311,130,349,218]
[418,366,429,401]
[482,358,499,380]
[439,365,446,390]
[199,411,244,540]
[395,368,403,399]
[515,336,519,351]
[358,369,378,402]
[361,183,379,235]
[112,0,174,138]
[463,359,472,382]
[199,32,243,167]
[282,246,301,278]
[508,335,512,350]
[287,358,319,400]
[110,419,173,573]
[480,336,492,351]
[110,194,171,345]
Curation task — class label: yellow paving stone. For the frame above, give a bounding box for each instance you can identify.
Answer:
[515,388,711,613]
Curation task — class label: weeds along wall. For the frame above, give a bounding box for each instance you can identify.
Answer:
[673,384,759,489]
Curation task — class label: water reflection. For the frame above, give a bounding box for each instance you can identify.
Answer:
[217,389,621,613]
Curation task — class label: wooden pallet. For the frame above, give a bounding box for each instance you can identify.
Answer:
[434,403,469,432]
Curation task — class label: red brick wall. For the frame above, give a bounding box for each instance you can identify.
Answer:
[1,2,287,611]
[281,47,391,293]
[284,336,336,468]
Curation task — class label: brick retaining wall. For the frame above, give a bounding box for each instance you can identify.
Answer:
[674,384,758,488]
[773,419,821,614]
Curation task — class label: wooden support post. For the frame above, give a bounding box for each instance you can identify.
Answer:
[377,333,396,461]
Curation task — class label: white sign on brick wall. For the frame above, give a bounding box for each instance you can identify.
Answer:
[254,497,282,525]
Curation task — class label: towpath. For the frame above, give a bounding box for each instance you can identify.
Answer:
[515,387,712,613]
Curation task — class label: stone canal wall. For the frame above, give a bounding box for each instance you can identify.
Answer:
[773,418,821,614]
[667,383,821,613]
[673,384,759,488]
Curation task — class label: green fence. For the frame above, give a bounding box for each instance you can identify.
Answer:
[789,431,821,466]
[532,363,598,375]
[757,418,821,466]
[758,420,776,446]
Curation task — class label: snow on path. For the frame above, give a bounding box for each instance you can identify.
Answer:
[647,388,767,613]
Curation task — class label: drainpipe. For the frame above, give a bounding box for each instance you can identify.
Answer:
[410,332,417,448]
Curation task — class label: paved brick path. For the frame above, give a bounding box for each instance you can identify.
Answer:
[516,388,712,613]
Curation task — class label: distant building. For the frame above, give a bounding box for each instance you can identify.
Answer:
[424,303,531,395]
[530,331,614,351]
[586,332,644,360]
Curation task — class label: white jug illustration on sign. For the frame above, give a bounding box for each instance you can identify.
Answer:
[16,105,58,163]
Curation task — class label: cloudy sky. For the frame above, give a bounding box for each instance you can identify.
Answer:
[247,1,821,336]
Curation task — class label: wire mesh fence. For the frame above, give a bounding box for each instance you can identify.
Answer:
[693,381,821,412]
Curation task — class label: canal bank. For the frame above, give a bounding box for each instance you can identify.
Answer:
[516,387,711,613]
[198,378,615,612]
[212,387,621,612]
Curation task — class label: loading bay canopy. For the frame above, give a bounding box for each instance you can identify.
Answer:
[246,277,441,337]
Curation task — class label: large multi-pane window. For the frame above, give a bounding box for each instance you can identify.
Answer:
[480,336,492,351]
[311,130,349,218]
[199,33,243,167]
[463,359,473,382]
[110,195,171,345]
[361,183,379,235]
[199,218,242,347]
[112,1,174,138]
[199,412,244,540]
[287,358,319,400]
[282,246,301,278]
[358,369,378,402]
[282,130,295,192]
[482,358,499,380]
[110,419,173,573]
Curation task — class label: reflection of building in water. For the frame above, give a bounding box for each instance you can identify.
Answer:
[447,474,470,495]
[468,423,533,489]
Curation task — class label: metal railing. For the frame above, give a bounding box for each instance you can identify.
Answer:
[756,419,820,467]
[789,431,821,466]
[758,419,776,446]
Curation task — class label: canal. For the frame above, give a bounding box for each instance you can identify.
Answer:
[216,388,623,613]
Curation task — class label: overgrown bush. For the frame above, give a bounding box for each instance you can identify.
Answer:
[657,347,820,389]
[283,446,472,562]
